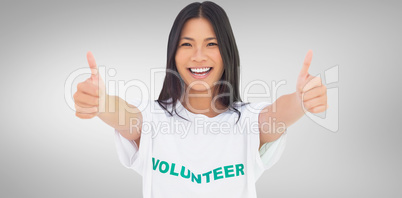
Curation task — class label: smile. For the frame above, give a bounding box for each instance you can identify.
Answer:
[188,67,213,79]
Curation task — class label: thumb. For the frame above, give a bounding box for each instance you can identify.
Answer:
[86,51,98,83]
[299,50,313,77]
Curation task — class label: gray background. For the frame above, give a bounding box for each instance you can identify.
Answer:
[1,0,401,197]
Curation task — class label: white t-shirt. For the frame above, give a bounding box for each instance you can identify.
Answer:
[114,98,288,198]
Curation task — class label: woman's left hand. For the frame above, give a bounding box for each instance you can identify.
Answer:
[296,50,328,113]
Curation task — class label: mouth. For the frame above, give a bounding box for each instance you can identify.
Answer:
[187,67,213,78]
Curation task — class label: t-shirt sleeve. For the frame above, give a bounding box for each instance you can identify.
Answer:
[257,131,288,172]
[114,129,142,173]
[113,97,149,176]
[246,101,288,181]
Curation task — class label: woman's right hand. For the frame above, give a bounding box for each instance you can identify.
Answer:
[74,51,106,119]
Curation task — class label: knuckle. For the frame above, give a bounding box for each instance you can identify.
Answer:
[76,107,83,113]
[76,112,85,119]
[77,82,83,90]
[82,113,89,118]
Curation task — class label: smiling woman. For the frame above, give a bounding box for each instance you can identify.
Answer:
[157,1,244,122]
[73,1,328,198]
[175,18,224,94]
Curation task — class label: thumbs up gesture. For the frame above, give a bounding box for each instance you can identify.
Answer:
[73,51,106,119]
[296,50,328,113]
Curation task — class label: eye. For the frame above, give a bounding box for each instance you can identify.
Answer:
[180,43,191,47]
[207,43,218,46]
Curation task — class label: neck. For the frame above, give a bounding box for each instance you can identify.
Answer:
[180,86,227,117]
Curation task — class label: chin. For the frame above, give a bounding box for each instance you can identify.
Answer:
[185,83,215,92]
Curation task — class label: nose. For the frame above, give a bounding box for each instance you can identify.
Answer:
[191,47,207,62]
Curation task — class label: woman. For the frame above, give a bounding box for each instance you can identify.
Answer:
[73,1,327,197]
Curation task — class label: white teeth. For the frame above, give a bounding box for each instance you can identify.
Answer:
[190,67,211,73]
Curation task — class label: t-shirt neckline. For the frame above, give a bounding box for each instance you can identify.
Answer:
[176,100,230,120]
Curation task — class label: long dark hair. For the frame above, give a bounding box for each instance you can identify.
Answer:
[156,1,248,123]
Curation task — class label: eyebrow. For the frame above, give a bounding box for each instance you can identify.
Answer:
[181,37,217,41]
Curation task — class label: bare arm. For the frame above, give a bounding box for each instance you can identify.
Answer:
[74,51,142,143]
[258,92,304,149]
[258,50,328,150]
[97,95,143,141]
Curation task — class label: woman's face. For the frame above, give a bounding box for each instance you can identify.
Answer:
[175,17,224,93]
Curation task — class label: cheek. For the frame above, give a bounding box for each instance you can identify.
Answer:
[175,54,188,79]
[175,55,185,71]
[175,53,181,66]
[175,50,189,67]
[211,53,224,71]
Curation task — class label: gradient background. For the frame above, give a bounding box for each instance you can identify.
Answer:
[1,0,401,197]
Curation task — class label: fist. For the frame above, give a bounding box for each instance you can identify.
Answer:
[73,51,106,119]
[296,50,328,113]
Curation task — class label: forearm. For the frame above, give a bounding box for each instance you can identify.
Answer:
[271,92,304,128]
[97,95,142,133]
[261,92,304,136]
